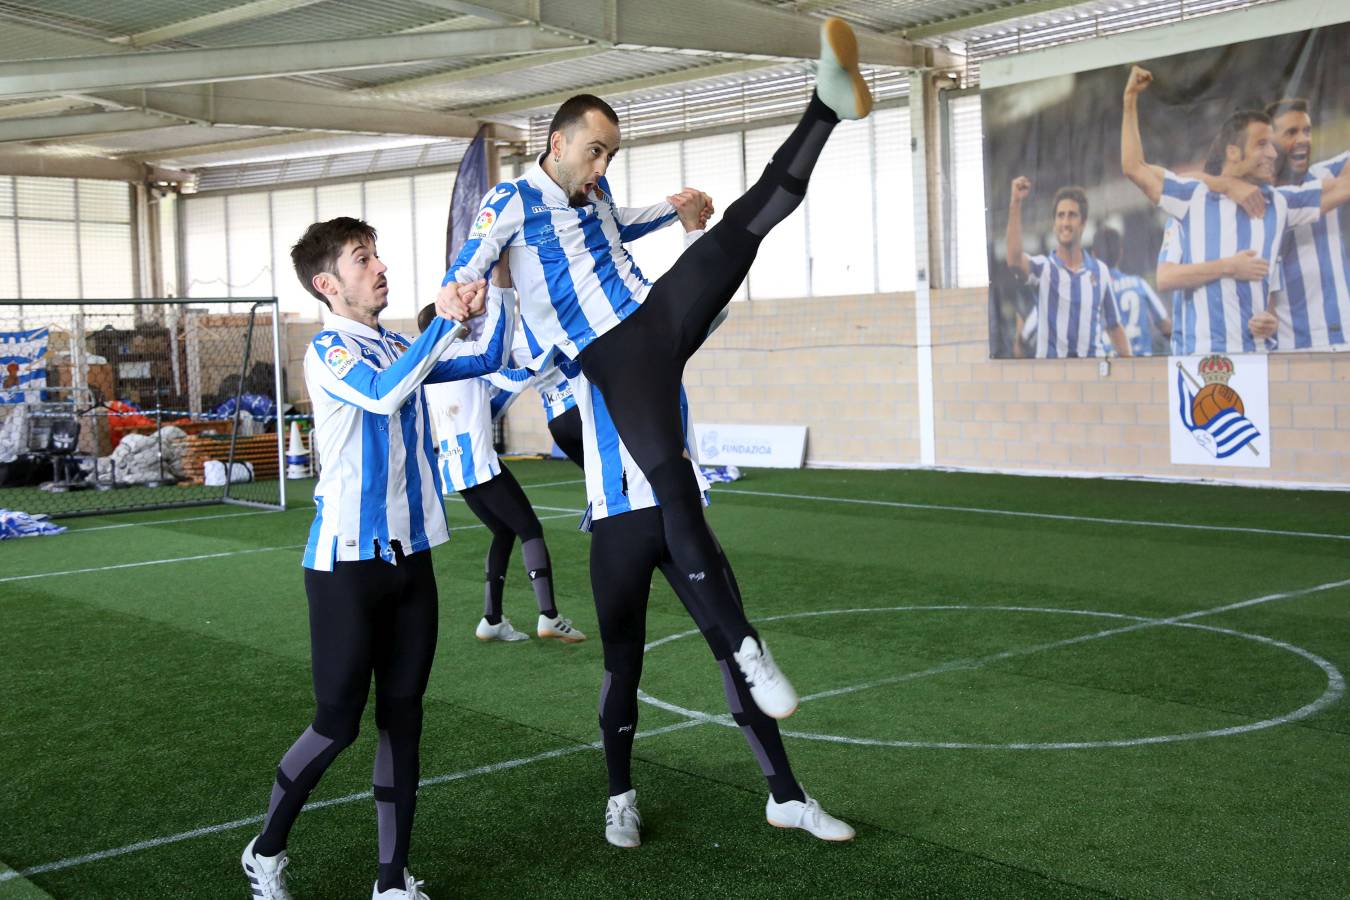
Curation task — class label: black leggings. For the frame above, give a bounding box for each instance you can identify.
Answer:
[548,405,585,469]
[580,93,839,647]
[590,507,802,803]
[255,545,437,891]
[459,464,555,621]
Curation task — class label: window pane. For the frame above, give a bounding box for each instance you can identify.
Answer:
[226,193,273,298]
[184,196,228,298]
[622,141,683,284]
[682,133,746,300]
[78,180,131,223]
[18,220,79,298]
[874,106,916,292]
[270,188,321,317]
[950,95,989,287]
[808,118,875,295]
[744,124,808,299]
[79,222,134,299]
[413,171,454,307]
[16,177,74,220]
[0,177,13,218]
[316,183,362,221]
[361,177,415,319]
[0,220,16,297]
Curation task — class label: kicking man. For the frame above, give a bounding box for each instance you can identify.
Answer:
[441,17,874,720]
[241,217,510,900]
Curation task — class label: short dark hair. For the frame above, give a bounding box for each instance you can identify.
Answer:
[1265,97,1309,120]
[1093,225,1122,268]
[547,94,619,145]
[1052,186,1088,223]
[416,303,436,334]
[290,217,377,307]
[1203,110,1271,175]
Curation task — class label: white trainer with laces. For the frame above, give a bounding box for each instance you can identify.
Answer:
[605,789,642,848]
[475,616,530,642]
[733,635,798,719]
[538,613,587,643]
[766,793,856,841]
[241,836,293,900]
[815,17,874,121]
[372,868,430,899]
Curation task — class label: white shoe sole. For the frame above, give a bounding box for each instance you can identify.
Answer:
[538,629,586,643]
[767,817,855,841]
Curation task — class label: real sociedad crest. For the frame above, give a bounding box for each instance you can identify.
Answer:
[1169,354,1269,466]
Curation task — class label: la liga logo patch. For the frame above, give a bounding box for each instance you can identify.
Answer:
[469,208,496,239]
[324,344,357,378]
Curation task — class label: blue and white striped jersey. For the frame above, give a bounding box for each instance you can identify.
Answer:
[1100,269,1169,356]
[425,376,499,494]
[442,153,679,363]
[569,362,709,530]
[301,294,513,571]
[1158,169,1322,353]
[1159,221,1192,355]
[424,287,518,494]
[1025,250,1120,358]
[1277,151,1350,350]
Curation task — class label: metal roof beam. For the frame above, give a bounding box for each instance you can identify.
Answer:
[0,147,190,181]
[94,81,523,141]
[0,110,190,145]
[108,0,329,48]
[0,27,585,99]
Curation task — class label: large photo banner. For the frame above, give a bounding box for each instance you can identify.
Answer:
[984,21,1350,359]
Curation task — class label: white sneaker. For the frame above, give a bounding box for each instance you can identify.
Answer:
[605,789,642,848]
[241,836,293,900]
[816,17,873,120]
[538,614,587,643]
[766,793,855,841]
[733,636,798,719]
[475,616,529,642]
[372,868,430,899]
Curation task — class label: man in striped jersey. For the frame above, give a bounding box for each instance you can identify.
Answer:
[418,271,586,645]
[1266,98,1350,350]
[544,261,853,848]
[1094,226,1171,356]
[440,17,874,721]
[1122,66,1350,353]
[1005,178,1131,358]
[241,217,511,900]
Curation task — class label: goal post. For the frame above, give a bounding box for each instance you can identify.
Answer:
[0,297,288,518]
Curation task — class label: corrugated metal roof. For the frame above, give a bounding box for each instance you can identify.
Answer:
[181,0,460,47]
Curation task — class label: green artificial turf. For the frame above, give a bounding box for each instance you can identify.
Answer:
[2,463,1348,898]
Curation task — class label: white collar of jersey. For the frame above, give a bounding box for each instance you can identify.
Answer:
[526,152,596,207]
[321,309,384,340]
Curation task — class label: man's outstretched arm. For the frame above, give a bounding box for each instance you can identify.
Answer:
[1006,175,1031,278]
[1121,65,1166,205]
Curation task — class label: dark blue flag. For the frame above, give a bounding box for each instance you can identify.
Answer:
[447,125,490,267]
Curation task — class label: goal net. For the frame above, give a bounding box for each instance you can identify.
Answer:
[0,298,287,518]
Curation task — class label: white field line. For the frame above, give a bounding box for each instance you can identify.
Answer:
[66,509,283,534]
[0,720,701,883]
[713,487,1350,542]
[0,513,580,585]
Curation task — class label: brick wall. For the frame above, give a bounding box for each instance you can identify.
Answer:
[280,288,1350,487]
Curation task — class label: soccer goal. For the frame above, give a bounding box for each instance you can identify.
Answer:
[0,297,288,517]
